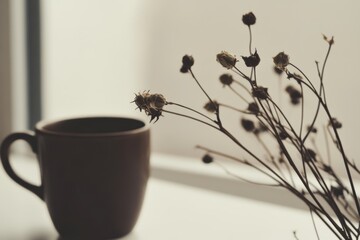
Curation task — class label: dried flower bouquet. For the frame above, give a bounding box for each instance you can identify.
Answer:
[133,12,359,240]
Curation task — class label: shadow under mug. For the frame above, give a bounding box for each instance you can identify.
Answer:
[0,117,150,239]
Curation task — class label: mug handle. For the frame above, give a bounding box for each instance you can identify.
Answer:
[0,132,44,200]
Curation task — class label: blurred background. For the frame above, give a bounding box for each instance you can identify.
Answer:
[1,0,360,173]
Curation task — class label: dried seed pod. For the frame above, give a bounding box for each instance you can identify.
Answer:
[242,50,260,67]
[180,55,194,73]
[182,55,194,68]
[202,154,213,164]
[216,51,237,69]
[323,34,334,45]
[147,93,166,109]
[242,12,256,26]
[204,100,219,113]
[273,52,289,70]
[252,86,268,100]
[147,108,163,123]
[132,91,167,123]
[133,91,151,112]
[180,65,189,73]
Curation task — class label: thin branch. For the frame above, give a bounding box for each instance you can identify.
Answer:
[218,103,253,114]
[162,109,219,130]
[323,125,332,165]
[299,83,305,139]
[196,145,288,186]
[166,102,216,123]
[189,68,214,107]
[310,209,321,240]
[213,161,281,187]
[248,26,253,54]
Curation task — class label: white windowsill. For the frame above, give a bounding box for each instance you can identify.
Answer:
[0,152,340,239]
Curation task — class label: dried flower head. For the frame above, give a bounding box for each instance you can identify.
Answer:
[180,55,194,73]
[132,91,167,123]
[147,93,167,109]
[133,91,151,112]
[216,51,237,69]
[242,50,260,67]
[273,52,289,70]
[204,100,219,113]
[180,65,188,73]
[202,154,213,164]
[219,73,234,87]
[147,107,163,123]
[242,12,256,26]
[252,86,268,100]
[323,34,335,45]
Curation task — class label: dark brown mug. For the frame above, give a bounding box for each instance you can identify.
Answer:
[0,116,150,239]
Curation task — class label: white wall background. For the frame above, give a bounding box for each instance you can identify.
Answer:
[0,0,27,141]
[10,0,27,132]
[41,0,360,173]
[41,0,148,120]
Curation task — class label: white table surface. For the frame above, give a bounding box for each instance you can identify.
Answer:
[0,153,337,240]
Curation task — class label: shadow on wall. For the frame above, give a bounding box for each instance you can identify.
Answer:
[151,166,306,211]
[143,0,360,178]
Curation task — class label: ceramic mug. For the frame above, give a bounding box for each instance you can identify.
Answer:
[0,116,150,239]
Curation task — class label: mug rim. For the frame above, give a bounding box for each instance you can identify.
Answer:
[35,116,149,137]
